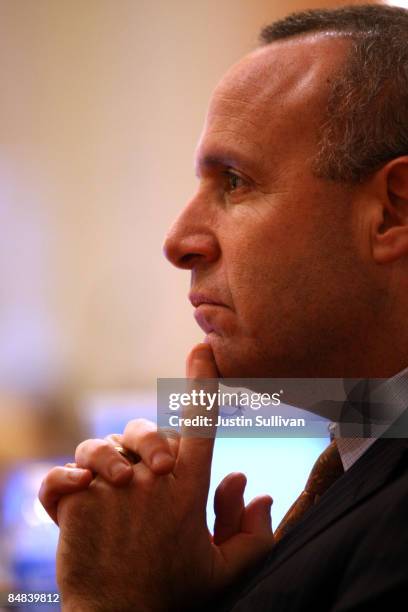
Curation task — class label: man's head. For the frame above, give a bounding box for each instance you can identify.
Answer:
[164,5,408,379]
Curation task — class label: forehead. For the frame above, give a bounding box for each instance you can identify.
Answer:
[196,35,350,177]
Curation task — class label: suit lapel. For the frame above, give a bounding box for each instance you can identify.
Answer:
[251,435,408,587]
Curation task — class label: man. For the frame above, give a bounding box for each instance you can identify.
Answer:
[40,5,408,610]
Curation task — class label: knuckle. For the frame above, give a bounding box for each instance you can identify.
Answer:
[105,433,122,445]
[75,438,95,457]
[59,489,88,523]
[38,479,49,504]
[41,466,62,489]
[76,439,111,465]
[160,429,180,450]
[123,418,156,437]
[89,441,113,462]
[160,427,180,440]
[38,466,65,505]
[38,487,49,509]
[146,431,166,447]
[133,464,156,490]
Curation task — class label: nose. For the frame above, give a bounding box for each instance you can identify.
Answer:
[163,198,220,270]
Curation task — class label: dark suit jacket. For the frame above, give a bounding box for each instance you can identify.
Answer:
[213,427,408,611]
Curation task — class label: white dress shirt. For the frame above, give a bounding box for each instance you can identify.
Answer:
[332,366,408,471]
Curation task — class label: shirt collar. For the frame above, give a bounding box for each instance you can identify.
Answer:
[331,366,408,471]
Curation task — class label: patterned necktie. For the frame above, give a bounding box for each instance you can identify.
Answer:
[274,440,344,543]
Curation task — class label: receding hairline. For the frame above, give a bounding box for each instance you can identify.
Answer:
[251,29,355,67]
[256,4,408,183]
[260,28,361,44]
[259,4,408,45]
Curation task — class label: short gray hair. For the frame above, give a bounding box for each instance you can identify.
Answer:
[260,5,408,183]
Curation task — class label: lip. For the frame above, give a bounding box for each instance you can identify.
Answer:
[188,292,226,308]
[193,305,220,334]
[189,292,228,335]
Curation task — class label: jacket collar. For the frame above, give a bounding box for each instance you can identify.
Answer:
[245,430,408,593]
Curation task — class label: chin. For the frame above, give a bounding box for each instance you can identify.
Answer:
[209,334,302,379]
[208,335,267,378]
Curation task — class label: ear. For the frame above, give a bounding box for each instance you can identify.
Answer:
[371,157,408,265]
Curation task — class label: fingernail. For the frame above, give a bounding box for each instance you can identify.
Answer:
[68,468,86,482]
[151,452,173,471]
[109,461,131,480]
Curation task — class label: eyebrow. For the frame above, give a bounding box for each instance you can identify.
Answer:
[194,150,256,177]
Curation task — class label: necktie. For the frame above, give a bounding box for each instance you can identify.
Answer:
[274,440,344,543]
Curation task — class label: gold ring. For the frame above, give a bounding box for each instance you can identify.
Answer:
[114,445,141,465]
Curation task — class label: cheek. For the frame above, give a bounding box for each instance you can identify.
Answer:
[220,196,320,332]
[227,238,291,327]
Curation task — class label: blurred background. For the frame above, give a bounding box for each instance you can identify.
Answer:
[0,0,402,607]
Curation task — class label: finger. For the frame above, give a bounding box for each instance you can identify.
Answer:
[105,433,142,465]
[218,496,274,578]
[175,343,219,493]
[185,342,220,379]
[75,438,134,485]
[159,429,180,458]
[213,472,246,545]
[122,419,178,474]
[39,466,93,525]
[241,495,274,536]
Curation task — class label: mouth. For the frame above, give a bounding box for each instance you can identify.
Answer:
[188,292,226,308]
[189,292,228,335]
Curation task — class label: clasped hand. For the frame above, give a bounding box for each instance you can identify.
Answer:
[39,344,274,611]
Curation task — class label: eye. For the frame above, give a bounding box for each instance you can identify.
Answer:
[223,169,247,193]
